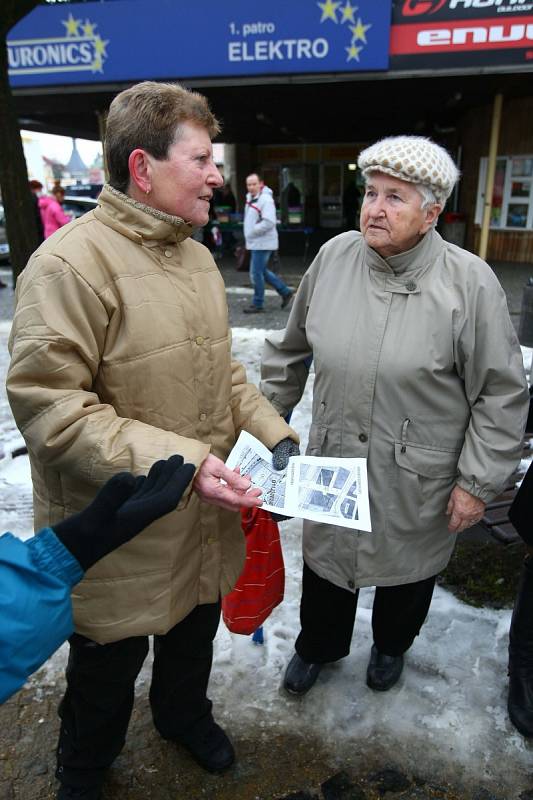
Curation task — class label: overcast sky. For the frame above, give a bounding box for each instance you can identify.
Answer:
[21,131,225,170]
[21,130,103,165]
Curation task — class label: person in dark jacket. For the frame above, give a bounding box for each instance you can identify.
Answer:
[0,455,194,705]
[29,180,45,243]
[508,463,533,737]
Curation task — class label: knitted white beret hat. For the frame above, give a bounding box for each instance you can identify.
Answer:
[357,136,460,206]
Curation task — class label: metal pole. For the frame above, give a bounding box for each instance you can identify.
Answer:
[96,110,108,182]
[478,93,503,262]
[452,144,462,213]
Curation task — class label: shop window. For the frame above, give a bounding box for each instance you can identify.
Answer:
[280,166,304,226]
[476,155,533,230]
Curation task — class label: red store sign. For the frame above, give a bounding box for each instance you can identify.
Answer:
[390,0,533,68]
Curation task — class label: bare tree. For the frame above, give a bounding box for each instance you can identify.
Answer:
[0,1,42,285]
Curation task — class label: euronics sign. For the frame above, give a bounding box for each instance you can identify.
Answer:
[8,0,391,88]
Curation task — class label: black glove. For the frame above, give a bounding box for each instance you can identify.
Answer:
[271,437,300,471]
[270,438,299,522]
[53,455,195,571]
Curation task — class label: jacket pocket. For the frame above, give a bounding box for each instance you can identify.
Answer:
[393,441,459,479]
[387,441,460,538]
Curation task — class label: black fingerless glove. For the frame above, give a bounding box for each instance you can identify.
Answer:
[53,454,195,571]
[271,437,300,471]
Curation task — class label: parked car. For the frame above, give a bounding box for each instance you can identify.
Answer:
[0,196,98,266]
[63,195,98,220]
[65,183,103,199]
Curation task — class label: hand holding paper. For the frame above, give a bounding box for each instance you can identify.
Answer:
[226,432,371,531]
[194,453,263,511]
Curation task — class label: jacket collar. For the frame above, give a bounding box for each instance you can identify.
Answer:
[94,185,194,244]
[363,228,442,277]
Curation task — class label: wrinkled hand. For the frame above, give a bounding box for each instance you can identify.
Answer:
[446,485,485,534]
[53,454,195,570]
[193,453,263,512]
[271,437,300,471]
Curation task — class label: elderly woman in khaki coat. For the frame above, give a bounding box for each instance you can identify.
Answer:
[261,135,529,699]
[7,82,297,799]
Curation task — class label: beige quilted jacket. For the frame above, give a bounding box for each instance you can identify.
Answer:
[7,185,295,643]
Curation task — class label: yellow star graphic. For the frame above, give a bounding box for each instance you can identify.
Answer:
[350,18,372,44]
[62,13,82,37]
[94,35,108,57]
[340,2,357,24]
[92,55,103,73]
[317,0,340,23]
[345,43,362,61]
[82,20,96,37]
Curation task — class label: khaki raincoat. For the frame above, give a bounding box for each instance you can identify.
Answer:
[261,229,528,590]
[7,185,295,643]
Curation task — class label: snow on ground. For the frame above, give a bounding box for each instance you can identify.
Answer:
[1,325,533,792]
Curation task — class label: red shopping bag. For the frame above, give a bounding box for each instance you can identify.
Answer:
[222,507,284,635]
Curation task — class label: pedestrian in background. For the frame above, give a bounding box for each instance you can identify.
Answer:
[28,179,45,243]
[41,185,71,239]
[260,135,528,700]
[243,172,293,314]
[7,81,297,800]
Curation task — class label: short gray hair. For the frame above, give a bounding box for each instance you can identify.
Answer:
[414,183,439,211]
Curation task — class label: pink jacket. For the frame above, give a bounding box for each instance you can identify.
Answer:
[40,197,70,238]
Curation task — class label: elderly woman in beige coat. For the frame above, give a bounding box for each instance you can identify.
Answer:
[261,135,529,699]
[7,82,297,799]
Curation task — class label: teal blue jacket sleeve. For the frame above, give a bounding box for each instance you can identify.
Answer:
[0,528,84,703]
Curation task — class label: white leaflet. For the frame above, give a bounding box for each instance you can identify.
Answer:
[226,430,371,531]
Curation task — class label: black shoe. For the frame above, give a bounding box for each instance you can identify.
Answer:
[176,720,235,773]
[508,557,533,737]
[508,669,533,737]
[366,644,404,691]
[280,290,294,310]
[56,785,102,799]
[283,652,322,696]
[243,305,264,314]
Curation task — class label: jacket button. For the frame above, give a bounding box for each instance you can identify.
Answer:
[164,249,172,257]
[348,580,355,589]
[195,336,204,345]
[359,433,368,443]
[199,412,207,421]
[405,280,417,292]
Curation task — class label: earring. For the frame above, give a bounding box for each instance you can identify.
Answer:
[145,186,151,196]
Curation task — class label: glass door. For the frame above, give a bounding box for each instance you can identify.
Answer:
[320,163,343,228]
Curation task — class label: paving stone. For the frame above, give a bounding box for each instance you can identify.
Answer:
[472,790,500,800]
[322,771,366,800]
[368,768,412,795]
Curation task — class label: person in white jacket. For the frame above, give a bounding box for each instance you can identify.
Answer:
[243,173,294,313]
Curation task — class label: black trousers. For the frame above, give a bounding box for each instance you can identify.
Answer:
[295,563,436,664]
[56,601,220,789]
